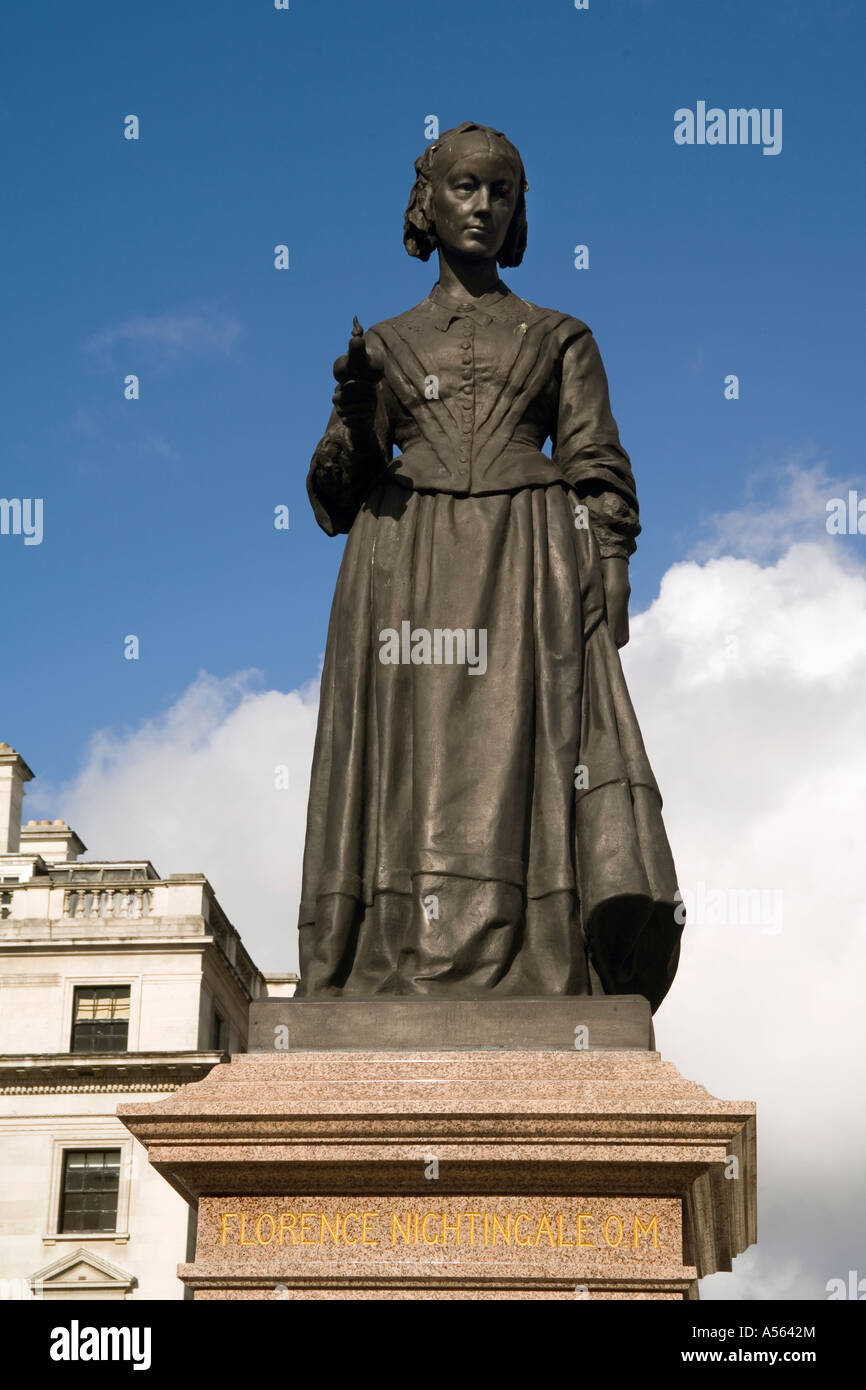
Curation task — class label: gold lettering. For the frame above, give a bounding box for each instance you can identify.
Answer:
[342,1211,361,1245]
[254,1204,662,1254]
[259,1205,660,1254]
[534,1214,556,1247]
[278,1211,297,1246]
[491,1213,511,1246]
[463,1212,482,1245]
[299,1213,319,1245]
[391,1212,412,1245]
[320,1212,340,1244]
[634,1213,660,1249]
[220,1212,239,1245]
[604,1214,623,1248]
[577,1215,595,1248]
[255,1212,275,1245]
[421,1212,441,1245]
[441,1213,460,1246]
[514,1213,532,1247]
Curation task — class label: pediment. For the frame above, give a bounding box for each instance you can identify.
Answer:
[31,1246,136,1293]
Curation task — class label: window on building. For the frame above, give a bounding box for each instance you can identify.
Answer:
[211,1010,228,1051]
[70,986,130,1053]
[59,1149,121,1233]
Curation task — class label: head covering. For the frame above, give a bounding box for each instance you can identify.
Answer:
[403,122,529,265]
[428,125,528,192]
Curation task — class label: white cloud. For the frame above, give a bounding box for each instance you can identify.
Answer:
[626,530,866,1300]
[28,467,866,1301]
[85,308,241,363]
[689,456,860,562]
[34,669,319,976]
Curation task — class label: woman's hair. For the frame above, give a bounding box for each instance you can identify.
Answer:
[403,122,528,267]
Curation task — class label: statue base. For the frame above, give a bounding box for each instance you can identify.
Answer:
[247,993,655,1052]
[118,999,756,1300]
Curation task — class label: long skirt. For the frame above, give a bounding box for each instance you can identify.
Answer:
[296,480,682,1009]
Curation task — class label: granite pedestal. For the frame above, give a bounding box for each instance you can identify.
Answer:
[119,997,757,1300]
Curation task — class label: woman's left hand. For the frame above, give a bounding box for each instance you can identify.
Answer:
[602,556,630,648]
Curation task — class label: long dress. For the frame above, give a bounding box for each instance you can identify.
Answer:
[296,279,682,1010]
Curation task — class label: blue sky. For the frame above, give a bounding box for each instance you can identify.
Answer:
[2,0,863,787]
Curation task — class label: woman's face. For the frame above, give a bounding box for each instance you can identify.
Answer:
[431,153,518,260]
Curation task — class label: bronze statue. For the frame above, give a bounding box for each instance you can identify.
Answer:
[296,123,682,1010]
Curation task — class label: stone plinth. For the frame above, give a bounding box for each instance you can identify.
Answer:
[119,1017,756,1300]
[247,994,655,1052]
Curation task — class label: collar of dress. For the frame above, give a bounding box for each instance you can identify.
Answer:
[423,280,538,332]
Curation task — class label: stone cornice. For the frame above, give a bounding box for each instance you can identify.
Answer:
[0,1050,224,1095]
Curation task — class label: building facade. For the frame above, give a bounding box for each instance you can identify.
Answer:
[0,742,293,1300]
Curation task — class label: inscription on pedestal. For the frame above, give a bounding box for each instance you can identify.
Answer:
[195,1195,683,1283]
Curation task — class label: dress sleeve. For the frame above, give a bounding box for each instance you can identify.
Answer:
[552,326,640,560]
[306,374,392,537]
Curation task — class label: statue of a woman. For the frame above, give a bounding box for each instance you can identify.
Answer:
[296,122,682,1010]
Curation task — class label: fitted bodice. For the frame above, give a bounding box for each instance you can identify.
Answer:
[308,280,641,559]
[370,281,563,493]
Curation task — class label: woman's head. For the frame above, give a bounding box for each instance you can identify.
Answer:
[404,122,528,267]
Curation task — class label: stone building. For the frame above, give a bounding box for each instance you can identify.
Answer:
[0,743,295,1300]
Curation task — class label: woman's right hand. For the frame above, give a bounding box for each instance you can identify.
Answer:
[332,318,384,427]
